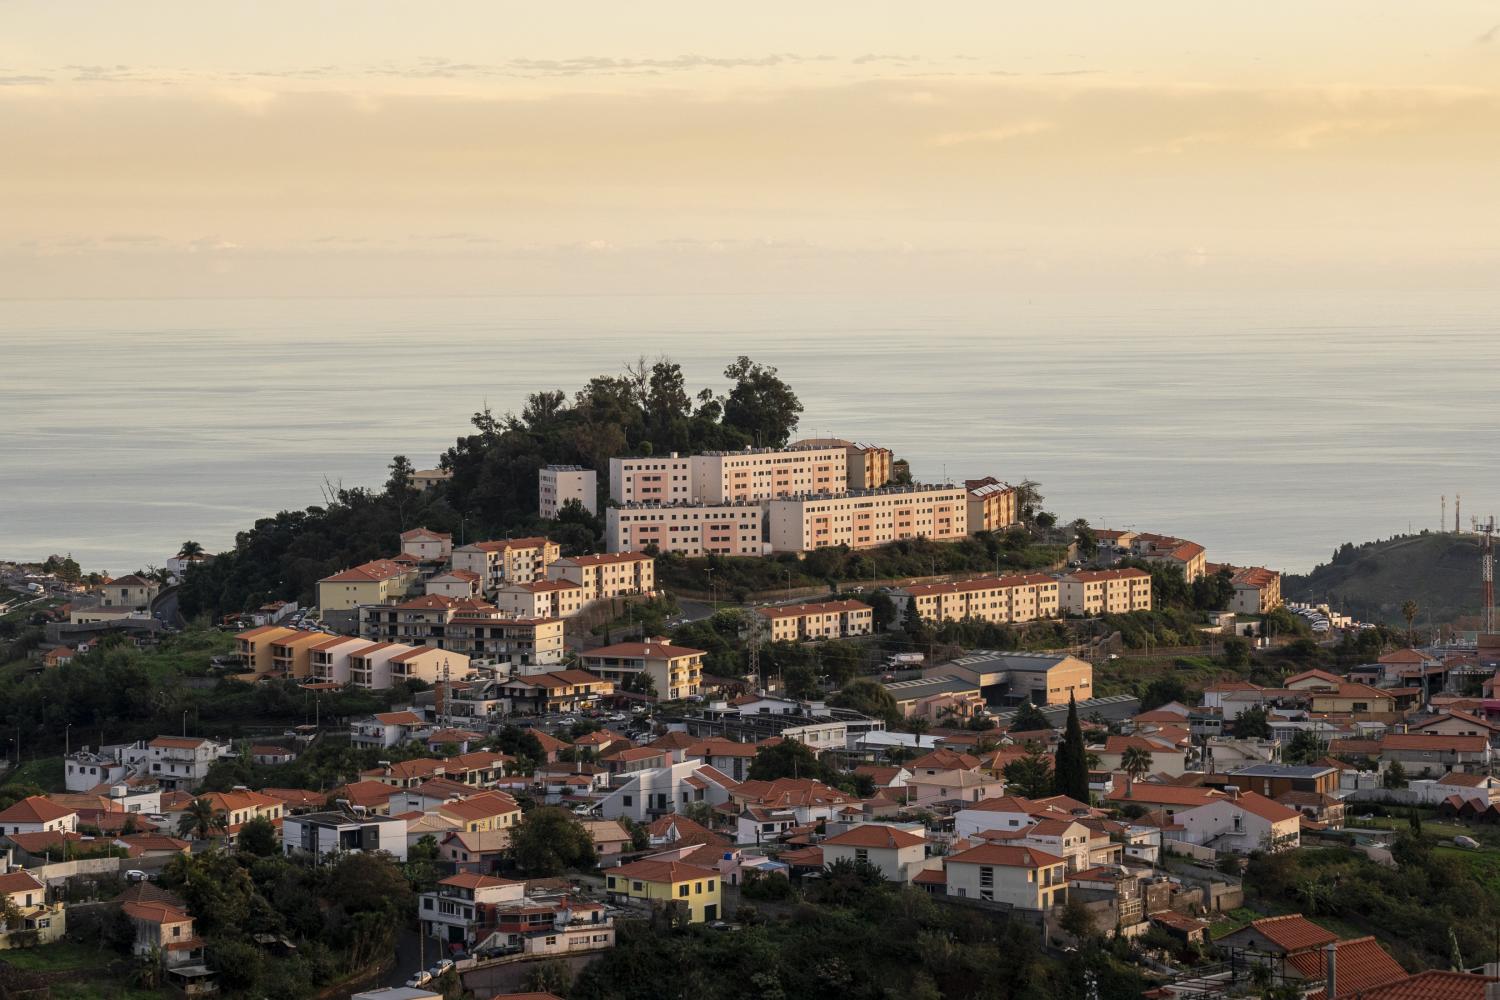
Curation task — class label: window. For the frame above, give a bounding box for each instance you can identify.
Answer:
[678,884,690,897]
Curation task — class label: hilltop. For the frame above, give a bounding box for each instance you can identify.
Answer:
[1284,531,1488,626]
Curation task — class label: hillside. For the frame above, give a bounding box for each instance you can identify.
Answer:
[1285,531,1488,626]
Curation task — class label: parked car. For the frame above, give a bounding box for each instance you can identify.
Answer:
[125,870,149,882]
[405,971,433,988]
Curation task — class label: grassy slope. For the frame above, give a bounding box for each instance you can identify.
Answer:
[1285,531,1486,625]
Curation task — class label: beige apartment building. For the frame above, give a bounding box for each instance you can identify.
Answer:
[346,641,470,690]
[606,502,765,557]
[268,630,335,680]
[691,444,849,504]
[789,438,894,490]
[308,635,373,685]
[235,625,300,674]
[579,637,706,700]
[547,552,655,600]
[608,454,695,505]
[1058,568,1153,615]
[446,616,566,670]
[965,478,1018,534]
[539,465,598,518]
[1097,530,1207,583]
[96,575,160,610]
[495,580,586,619]
[451,537,560,591]
[756,599,874,642]
[317,559,420,612]
[891,573,1061,625]
[359,594,497,648]
[766,484,969,552]
[1228,566,1283,614]
[411,468,452,490]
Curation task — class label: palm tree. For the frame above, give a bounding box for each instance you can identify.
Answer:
[1121,746,1154,782]
[1402,600,1420,646]
[177,798,226,840]
[177,541,204,559]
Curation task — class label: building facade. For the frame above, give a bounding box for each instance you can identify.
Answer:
[756,600,874,642]
[1057,568,1153,615]
[765,484,969,553]
[580,638,705,701]
[547,553,655,601]
[451,538,560,591]
[539,466,598,518]
[965,478,1018,534]
[606,502,765,557]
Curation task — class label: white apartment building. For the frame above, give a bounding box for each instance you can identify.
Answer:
[890,573,1061,625]
[451,538,560,591]
[146,736,232,791]
[606,502,765,557]
[309,636,375,685]
[690,444,849,504]
[765,484,969,552]
[609,454,696,505]
[539,466,598,518]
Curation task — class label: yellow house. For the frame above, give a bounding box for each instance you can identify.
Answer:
[234,625,301,674]
[0,869,66,948]
[436,791,522,833]
[1309,683,1398,717]
[316,559,419,612]
[605,859,722,923]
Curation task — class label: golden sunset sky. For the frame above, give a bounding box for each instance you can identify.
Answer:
[5,1,1500,296]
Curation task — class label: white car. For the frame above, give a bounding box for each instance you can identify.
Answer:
[405,971,433,988]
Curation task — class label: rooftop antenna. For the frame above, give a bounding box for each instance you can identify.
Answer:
[1457,494,1462,534]
[1442,495,1447,533]
[1481,518,1496,637]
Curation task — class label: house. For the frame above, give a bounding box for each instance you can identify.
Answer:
[1350,972,1500,1000]
[0,796,78,836]
[122,897,204,968]
[1173,791,1301,854]
[497,670,614,715]
[1227,567,1282,615]
[316,559,419,613]
[494,580,585,620]
[96,574,160,610]
[937,650,1093,707]
[251,745,296,766]
[1208,763,1341,799]
[351,710,428,749]
[1411,710,1500,743]
[0,869,65,947]
[605,859,722,923]
[1285,936,1406,998]
[600,761,739,823]
[437,791,522,834]
[146,736,232,791]
[820,824,929,883]
[1379,734,1490,774]
[1218,912,1337,957]
[400,527,453,563]
[446,616,566,670]
[439,829,510,875]
[198,789,285,837]
[684,738,758,782]
[282,811,408,861]
[42,646,76,668]
[580,638,706,701]
[1434,771,1500,805]
[471,891,615,959]
[943,843,1068,910]
[1309,684,1398,717]
[1093,735,1188,777]
[419,873,526,948]
[729,778,857,838]
[600,746,671,778]
[425,570,483,600]
[583,819,633,862]
[902,770,1007,807]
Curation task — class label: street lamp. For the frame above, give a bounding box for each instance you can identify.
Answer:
[706,568,716,612]
[182,709,189,738]
[65,723,72,758]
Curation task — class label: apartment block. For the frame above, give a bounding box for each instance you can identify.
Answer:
[608,454,695,505]
[234,625,299,674]
[579,637,706,700]
[147,737,232,791]
[1096,530,1207,583]
[539,465,598,518]
[446,616,566,670]
[359,595,497,648]
[690,444,849,504]
[890,573,1061,625]
[1227,566,1283,614]
[494,580,585,619]
[309,636,377,685]
[789,437,893,490]
[547,552,655,600]
[756,600,874,642]
[606,502,765,557]
[344,642,469,690]
[965,478,1018,533]
[765,484,968,552]
[451,537,560,591]
[1057,568,1153,615]
[399,527,453,563]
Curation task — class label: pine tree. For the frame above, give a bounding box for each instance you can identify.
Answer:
[1053,693,1090,802]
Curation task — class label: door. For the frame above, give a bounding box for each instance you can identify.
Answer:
[703,904,717,921]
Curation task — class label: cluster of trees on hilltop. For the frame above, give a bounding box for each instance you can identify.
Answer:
[180,356,802,617]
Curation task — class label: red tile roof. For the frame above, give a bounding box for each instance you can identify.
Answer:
[582,638,705,660]
[946,843,1064,868]
[756,599,872,619]
[1289,936,1406,999]
[1354,972,1500,1000]
[1238,913,1338,953]
[1382,734,1489,752]
[610,859,719,884]
[0,795,76,824]
[821,825,925,849]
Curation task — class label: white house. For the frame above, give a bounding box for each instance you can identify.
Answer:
[953,796,1044,840]
[146,736,232,791]
[599,761,738,823]
[0,796,78,836]
[419,872,525,948]
[283,811,409,861]
[820,824,929,883]
[1173,791,1300,855]
[943,844,1068,910]
[350,711,428,749]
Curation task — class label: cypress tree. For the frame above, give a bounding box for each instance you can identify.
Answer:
[1054,693,1090,802]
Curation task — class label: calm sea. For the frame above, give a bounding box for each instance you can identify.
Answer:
[2,291,1497,576]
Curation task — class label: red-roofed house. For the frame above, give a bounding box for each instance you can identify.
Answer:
[123,898,204,968]
[1218,913,1337,956]
[580,637,706,701]
[1174,790,1300,854]
[0,869,65,946]
[0,796,78,836]
[1287,936,1407,1000]
[943,843,1068,910]
[820,824,929,882]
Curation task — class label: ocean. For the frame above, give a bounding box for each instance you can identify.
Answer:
[2,290,1497,576]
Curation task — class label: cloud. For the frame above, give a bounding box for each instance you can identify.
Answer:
[930,121,1055,146]
[1478,23,1500,44]
[0,75,48,86]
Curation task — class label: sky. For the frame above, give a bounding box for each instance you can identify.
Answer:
[4,1,1500,298]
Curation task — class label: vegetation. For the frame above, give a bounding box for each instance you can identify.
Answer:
[1053,695,1089,801]
[509,806,598,875]
[1285,531,1487,626]
[180,357,804,617]
[748,740,872,797]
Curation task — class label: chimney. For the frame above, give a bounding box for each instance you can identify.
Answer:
[1225,785,1240,800]
[1324,941,1338,1000]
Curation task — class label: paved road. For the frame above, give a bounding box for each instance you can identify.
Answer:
[381,927,442,990]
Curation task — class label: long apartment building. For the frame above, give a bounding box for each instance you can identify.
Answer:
[609,440,893,506]
[348,642,472,690]
[579,637,706,701]
[766,484,969,553]
[356,595,564,669]
[606,502,765,557]
[890,573,1062,625]
[546,552,655,600]
[756,599,874,642]
[1057,568,1153,615]
[451,537,560,592]
[788,438,895,490]
[965,478,1019,534]
[446,616,566,670]
[359,595,498,648]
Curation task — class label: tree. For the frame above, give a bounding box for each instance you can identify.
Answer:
[1283,729,1325,766]
[828,679,900,725]
[1058,893,1097,942]
[680,801,716,829]
[1409,807,1423,838]
[510,806,597,875]
[1072,520,1099,559]
[622,671,657,697]
[1384,760,1408,789]
[1120,746,1154,782]
[523,959,574,996]
[749,739,826,782]
[236,815,278,857]
[1009,701,1050,733]
[1221,636,1251,668]
[1053,694,1090,802]
[1232,705,1273,739]
[1140,675,1188,711]
[177,540,204,559]
[177,798,226,840]
[721,357,803,447]
[1003,744,1055,799]
[385,455,418,530]
[1402,600,1420,645]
